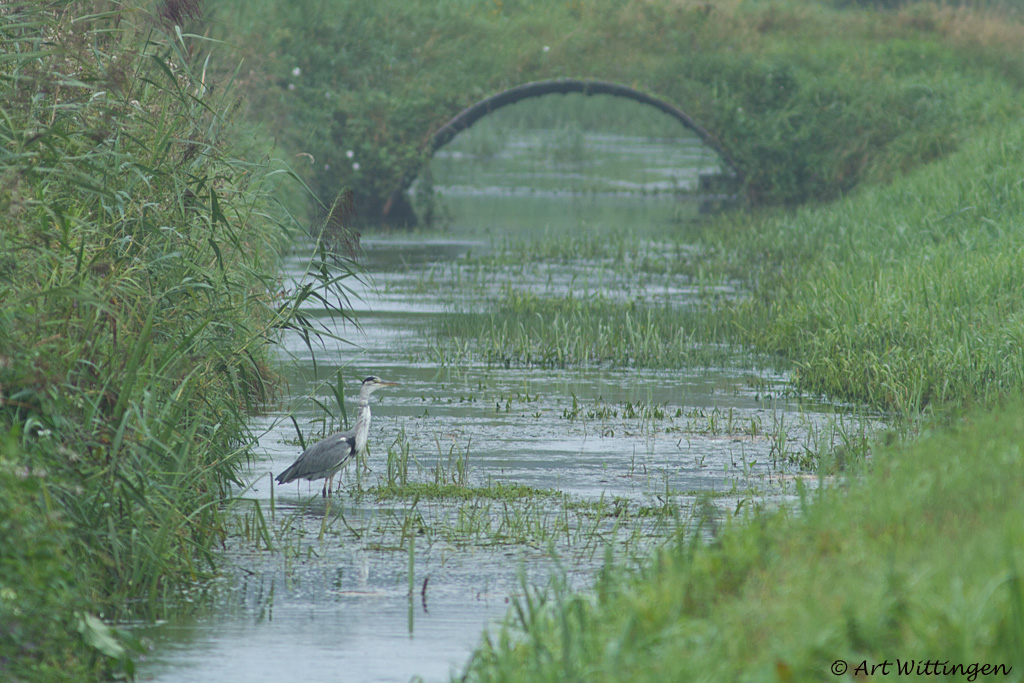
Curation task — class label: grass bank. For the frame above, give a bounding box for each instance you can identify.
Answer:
[0,3,336,678]
[463,397,1024,681]
[707,122,1024,417]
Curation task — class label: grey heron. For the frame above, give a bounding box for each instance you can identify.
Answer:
[276,376,399,497]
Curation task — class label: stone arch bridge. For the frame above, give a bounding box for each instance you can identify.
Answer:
[381,78,741,223]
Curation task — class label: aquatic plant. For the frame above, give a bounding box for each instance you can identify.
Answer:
[435,289,742,369]
[460,398,1024,682]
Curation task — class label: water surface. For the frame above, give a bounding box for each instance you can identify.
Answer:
[136,125,870,682]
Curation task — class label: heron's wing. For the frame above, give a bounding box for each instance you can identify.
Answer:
[275,430,356,484]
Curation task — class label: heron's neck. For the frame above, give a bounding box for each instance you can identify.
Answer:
[354,394,372,454]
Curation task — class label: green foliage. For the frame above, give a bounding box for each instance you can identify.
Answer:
[210,0,1024,222]
[2,0,260,594]
[0,2,345,675]
[0,431,105,680]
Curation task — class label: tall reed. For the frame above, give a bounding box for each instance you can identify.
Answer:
[0,2,350,676]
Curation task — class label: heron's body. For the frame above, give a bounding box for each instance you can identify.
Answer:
[276,376,398,497]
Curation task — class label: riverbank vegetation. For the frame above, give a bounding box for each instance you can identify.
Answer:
[706,126,1024,417]
[0,3,336,678]
[464,398,1024,681]
[211,0,1024,221]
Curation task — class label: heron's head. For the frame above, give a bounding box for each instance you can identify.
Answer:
[361,376,399,392]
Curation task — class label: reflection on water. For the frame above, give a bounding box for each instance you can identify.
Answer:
[135,129,867,682]
[134,534,549,683]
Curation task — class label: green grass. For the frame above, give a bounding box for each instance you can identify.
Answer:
[0,433,137,680]
[434,289,741,369]
[462,397,1024,681]
[369,481,559,503]
[260,478,694,560]
[705,124,1024,416]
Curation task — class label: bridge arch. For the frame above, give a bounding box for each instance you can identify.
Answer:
[431,79,741,174]
[385,79,742,222]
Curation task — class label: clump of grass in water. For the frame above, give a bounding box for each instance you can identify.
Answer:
[349,483,712,557]
[434,289,744,369]
[290,427,751,557]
